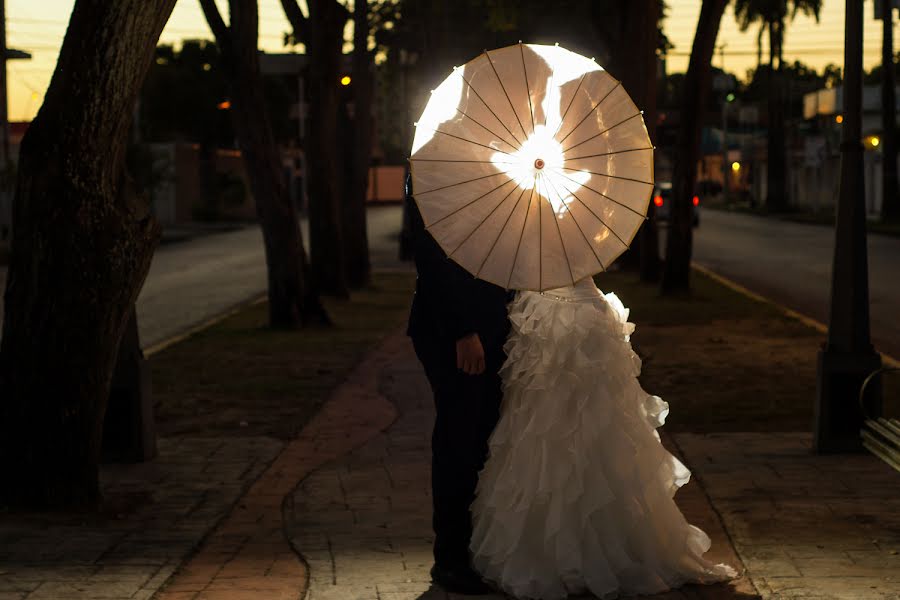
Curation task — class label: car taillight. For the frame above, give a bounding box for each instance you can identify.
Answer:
[653,195,664,207]
[692,195,700,206]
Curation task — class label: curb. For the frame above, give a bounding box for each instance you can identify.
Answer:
[692,262,900,370]
[143,293,267,357]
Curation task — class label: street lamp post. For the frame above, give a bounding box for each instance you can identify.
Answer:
[814,0,883,453]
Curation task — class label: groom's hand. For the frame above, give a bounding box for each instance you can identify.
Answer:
[456,333,485,375]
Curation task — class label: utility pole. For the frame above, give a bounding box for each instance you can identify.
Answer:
[881,0,900,220]
[720,44,730,206]
[814,0,882,453]
[0,0,9,165]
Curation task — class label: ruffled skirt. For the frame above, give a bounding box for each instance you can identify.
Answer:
[469,283,736,599]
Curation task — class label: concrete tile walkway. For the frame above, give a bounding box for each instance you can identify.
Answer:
[673,433,900,599]
[285,335,757,600]
[0,437,282,600]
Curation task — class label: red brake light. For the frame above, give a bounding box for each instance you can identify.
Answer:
[692,195,700,206]
[653,195,664,207]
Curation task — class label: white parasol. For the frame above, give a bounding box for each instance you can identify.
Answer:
[409,42,654,291]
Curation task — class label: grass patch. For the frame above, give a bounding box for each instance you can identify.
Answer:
[150,271,416,439]
[596,268,827,433]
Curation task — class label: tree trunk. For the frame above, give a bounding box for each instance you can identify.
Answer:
[343,0,373,289]
[592,1,660,278]
[307,0,350,297]
[200,0,329,327]
[637,0,661,282]
[881,0,900,222]
[661,0,727,295]
[0,0,175,509]
[766,19,789,212]
[102,308,156,463]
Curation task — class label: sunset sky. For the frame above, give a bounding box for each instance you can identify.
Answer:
[5,0,897,122]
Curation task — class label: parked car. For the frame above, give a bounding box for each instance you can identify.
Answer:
[651,181,700,227]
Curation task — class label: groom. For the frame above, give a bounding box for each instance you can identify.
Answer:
[405,173,511,595]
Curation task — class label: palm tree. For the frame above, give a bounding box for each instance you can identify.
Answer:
[733,0,821,212]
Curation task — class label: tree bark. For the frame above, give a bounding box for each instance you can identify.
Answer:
[661,0,727,294]
[307,0,350,297]
[881,0,900,222]
[344,0,373,289]
[637,0,661,282]
[200,0,329,327]
[0,0,175,509]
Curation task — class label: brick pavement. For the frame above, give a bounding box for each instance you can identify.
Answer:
[286,335,757,600]
[0,437,282,600]
[153,330,406,600]
[673,433,900,600]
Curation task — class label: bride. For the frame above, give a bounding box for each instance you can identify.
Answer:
[469,276,737,599]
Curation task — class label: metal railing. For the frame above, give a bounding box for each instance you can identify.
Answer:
[860,367,900,472]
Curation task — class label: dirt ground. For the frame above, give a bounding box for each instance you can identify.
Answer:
[150,271,416,439]
[597,268,898,432]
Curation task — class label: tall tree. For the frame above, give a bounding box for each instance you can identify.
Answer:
[734,0,822,212]
[662,0,728,294]
[199,0,328,326]
[344,0,375,288]
[591,0,662,280]
[881,0,900,221]
[281,0,351,297]
[0,0,177,509]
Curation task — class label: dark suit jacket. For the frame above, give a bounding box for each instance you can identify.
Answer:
[404,173,512,357]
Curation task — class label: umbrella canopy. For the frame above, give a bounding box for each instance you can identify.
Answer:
[410,42,654,291]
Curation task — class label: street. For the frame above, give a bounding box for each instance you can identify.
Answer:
[0,205,407,349]
[691,209,900,359]
[0,207,896,358]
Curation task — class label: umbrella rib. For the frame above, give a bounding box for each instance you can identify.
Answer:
[557,81,621,146]
[558,166,654,186]
[562,112,642,154]
[475,183,531,278]
[519,42,536,136]
[507,186,536,289]
[539,173,575,287]
[551,73,586,139]
[483,49,530,142]
[431,127,514,156]
[457,70,524,148]
[554,176,631,249]
[448,175,524,258]
[567,146,653,161]
[454,107,521,152]
[410,158,517,164]
[425,177,518,229]
[550,167,649,220]
[416,171,507,196]
[538,175,543,291]
[543,173,607,272]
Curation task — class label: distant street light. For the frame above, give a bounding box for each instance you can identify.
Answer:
[217,100,231,110]
[731,161,741,172]
[340,75,351,86]
[835,114,844,124]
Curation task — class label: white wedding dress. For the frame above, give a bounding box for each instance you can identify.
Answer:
[469,277,736,599]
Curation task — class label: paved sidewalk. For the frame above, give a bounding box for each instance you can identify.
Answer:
[0,437,282,600]
[286,335,756,600]
[673,433,900,599]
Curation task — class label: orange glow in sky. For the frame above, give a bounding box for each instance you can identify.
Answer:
[4,0,897,122]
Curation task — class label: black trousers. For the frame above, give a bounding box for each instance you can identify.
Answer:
[412,335,504,567]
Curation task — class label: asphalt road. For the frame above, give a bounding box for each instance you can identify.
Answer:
[1,206,895,359]
[690,209,900,360]
[0,205,407,350]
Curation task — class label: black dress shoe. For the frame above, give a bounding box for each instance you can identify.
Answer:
[430,563,495,595]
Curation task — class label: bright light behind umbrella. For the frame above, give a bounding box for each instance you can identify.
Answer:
[410,43,654,291]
